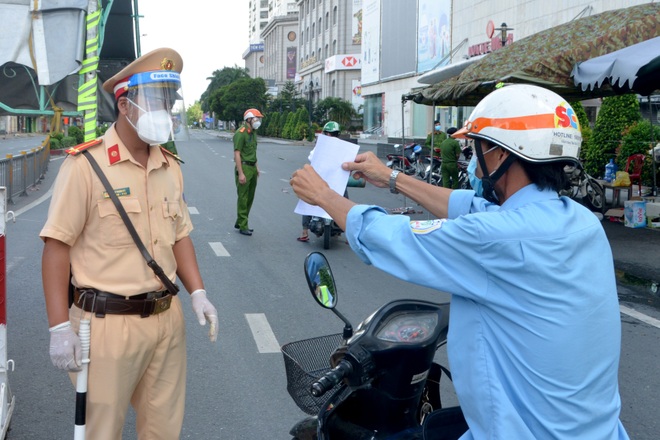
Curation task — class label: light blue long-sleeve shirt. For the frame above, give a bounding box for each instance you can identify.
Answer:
[345,185,628,439]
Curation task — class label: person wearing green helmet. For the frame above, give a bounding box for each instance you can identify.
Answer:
[322,121,341,136]
[298,121,342,242]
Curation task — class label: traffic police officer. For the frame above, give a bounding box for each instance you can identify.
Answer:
[41,47,219,440]
[233,108,263,236]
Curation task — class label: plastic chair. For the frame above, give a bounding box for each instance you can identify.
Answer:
[625,154,645,196]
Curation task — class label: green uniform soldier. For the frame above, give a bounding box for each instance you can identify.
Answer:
[439,127,462,188]
[425,120,447,151]
[233,108,263,236]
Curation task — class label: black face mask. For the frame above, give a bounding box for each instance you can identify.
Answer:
[473,139,517,205]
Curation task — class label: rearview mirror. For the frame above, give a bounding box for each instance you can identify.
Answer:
[304,252,337,309]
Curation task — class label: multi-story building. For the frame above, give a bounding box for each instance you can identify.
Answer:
[295,0,363,110]
[361,0,654,140]
[248,0,270,44]
[261,14,300,94]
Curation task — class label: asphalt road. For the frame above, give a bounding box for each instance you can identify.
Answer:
[1,130,658,439]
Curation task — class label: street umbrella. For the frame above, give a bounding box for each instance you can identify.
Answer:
[413,3,660,106]
[572,36,660,196]
[572,36,660,96]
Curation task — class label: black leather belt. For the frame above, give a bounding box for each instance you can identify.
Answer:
[73,288,172,318]
[241,161,256,166]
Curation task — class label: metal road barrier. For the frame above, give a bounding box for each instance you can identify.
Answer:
[0,146,49,205]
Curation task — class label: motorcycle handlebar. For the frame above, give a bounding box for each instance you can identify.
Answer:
[310,359,353,397]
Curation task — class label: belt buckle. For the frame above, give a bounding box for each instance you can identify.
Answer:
[152,295,172,315]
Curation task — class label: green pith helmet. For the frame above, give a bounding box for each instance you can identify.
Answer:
[322,121,341,134]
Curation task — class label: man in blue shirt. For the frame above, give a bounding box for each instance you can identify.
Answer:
[290,84,628,439]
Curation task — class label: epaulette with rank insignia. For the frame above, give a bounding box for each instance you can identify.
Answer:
[160,147,184,164]
[65,139,103,156]
[238,127,246,133]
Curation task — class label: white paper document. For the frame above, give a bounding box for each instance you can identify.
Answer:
[294,135,360,219]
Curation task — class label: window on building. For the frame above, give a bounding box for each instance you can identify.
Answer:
[325,12,329,30]
[260,11,268,19]
[318,18,322,34]
[333,6,337,25]
[333,40,337,55]
[260,0,267,7]
[312,23,315,37]
[324,44,328,58]
[318,47,321,59]
[306,27,309,42]
[331,79,336,97]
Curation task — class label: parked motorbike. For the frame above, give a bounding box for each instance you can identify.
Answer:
[426,146,473,188]
[281,252,468,440]
[559,162,606,213]
[387,143,428,179]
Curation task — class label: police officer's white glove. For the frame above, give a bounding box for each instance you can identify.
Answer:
[191,289,219,343]
[49,321,82,372]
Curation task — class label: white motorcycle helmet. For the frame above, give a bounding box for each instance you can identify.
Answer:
[453,84,582,203]
[454,84,582,165]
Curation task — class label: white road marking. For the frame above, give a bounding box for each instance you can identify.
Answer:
[209,242,230,257]
[13,187,53,218]
[620,305,660,329]
[280,179,290,183]
[245,313,281,353]
[188,207,199,215]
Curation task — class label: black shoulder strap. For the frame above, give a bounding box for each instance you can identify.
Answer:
[82,150,179,296]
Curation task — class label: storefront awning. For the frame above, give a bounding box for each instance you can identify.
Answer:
[411,2,660,106]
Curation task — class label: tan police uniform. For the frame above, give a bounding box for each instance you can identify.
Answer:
[40,124,192,440]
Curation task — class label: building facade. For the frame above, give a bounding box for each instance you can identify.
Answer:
[261,15,300,94]
[361,0,653,140]
[295,0,363,110]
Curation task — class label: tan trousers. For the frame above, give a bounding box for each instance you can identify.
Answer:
[69,295,186,440]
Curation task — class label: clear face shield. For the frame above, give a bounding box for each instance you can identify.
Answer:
[125,71,189,145]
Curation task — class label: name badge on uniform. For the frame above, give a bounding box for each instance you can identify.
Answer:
[410,219,446,235]
[103,187,131,198]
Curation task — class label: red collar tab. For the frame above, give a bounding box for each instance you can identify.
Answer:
[107,144,121,164]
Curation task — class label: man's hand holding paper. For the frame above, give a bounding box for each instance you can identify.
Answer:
[294,135,359,218]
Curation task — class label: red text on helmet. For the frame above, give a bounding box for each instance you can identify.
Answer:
[554,104,579,130]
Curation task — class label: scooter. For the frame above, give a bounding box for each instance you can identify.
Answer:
[387,143,426,178]
[308,176,365,250]
[308,216,343,250]
[281,252,468,440]
[559,162,606,213]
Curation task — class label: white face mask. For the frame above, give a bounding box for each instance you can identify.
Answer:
[127,99,173,145]
[251,119,262,130]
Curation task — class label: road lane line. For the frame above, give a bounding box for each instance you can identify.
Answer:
[620,305,660,329]
[209,242,230,257]
[188,207,199,215]
[245,313,280,353]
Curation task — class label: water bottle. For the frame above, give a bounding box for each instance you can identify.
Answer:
[604,159,616,182]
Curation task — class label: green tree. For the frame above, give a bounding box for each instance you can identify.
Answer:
[186,101,203,127]
[201,65,250,112]
[210,77,268,129]
[619,120,660,187]
[313,97,357,129]
[583,94,641,177]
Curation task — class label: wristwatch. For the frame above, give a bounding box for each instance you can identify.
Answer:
[389,170,400,194]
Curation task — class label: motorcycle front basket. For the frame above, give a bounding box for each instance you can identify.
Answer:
[281,333,343,415]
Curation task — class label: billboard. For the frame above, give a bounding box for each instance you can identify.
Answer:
[361,0,380,84]
[417,0,451,73]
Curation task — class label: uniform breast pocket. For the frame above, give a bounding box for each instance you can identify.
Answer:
[97,197,142,247]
